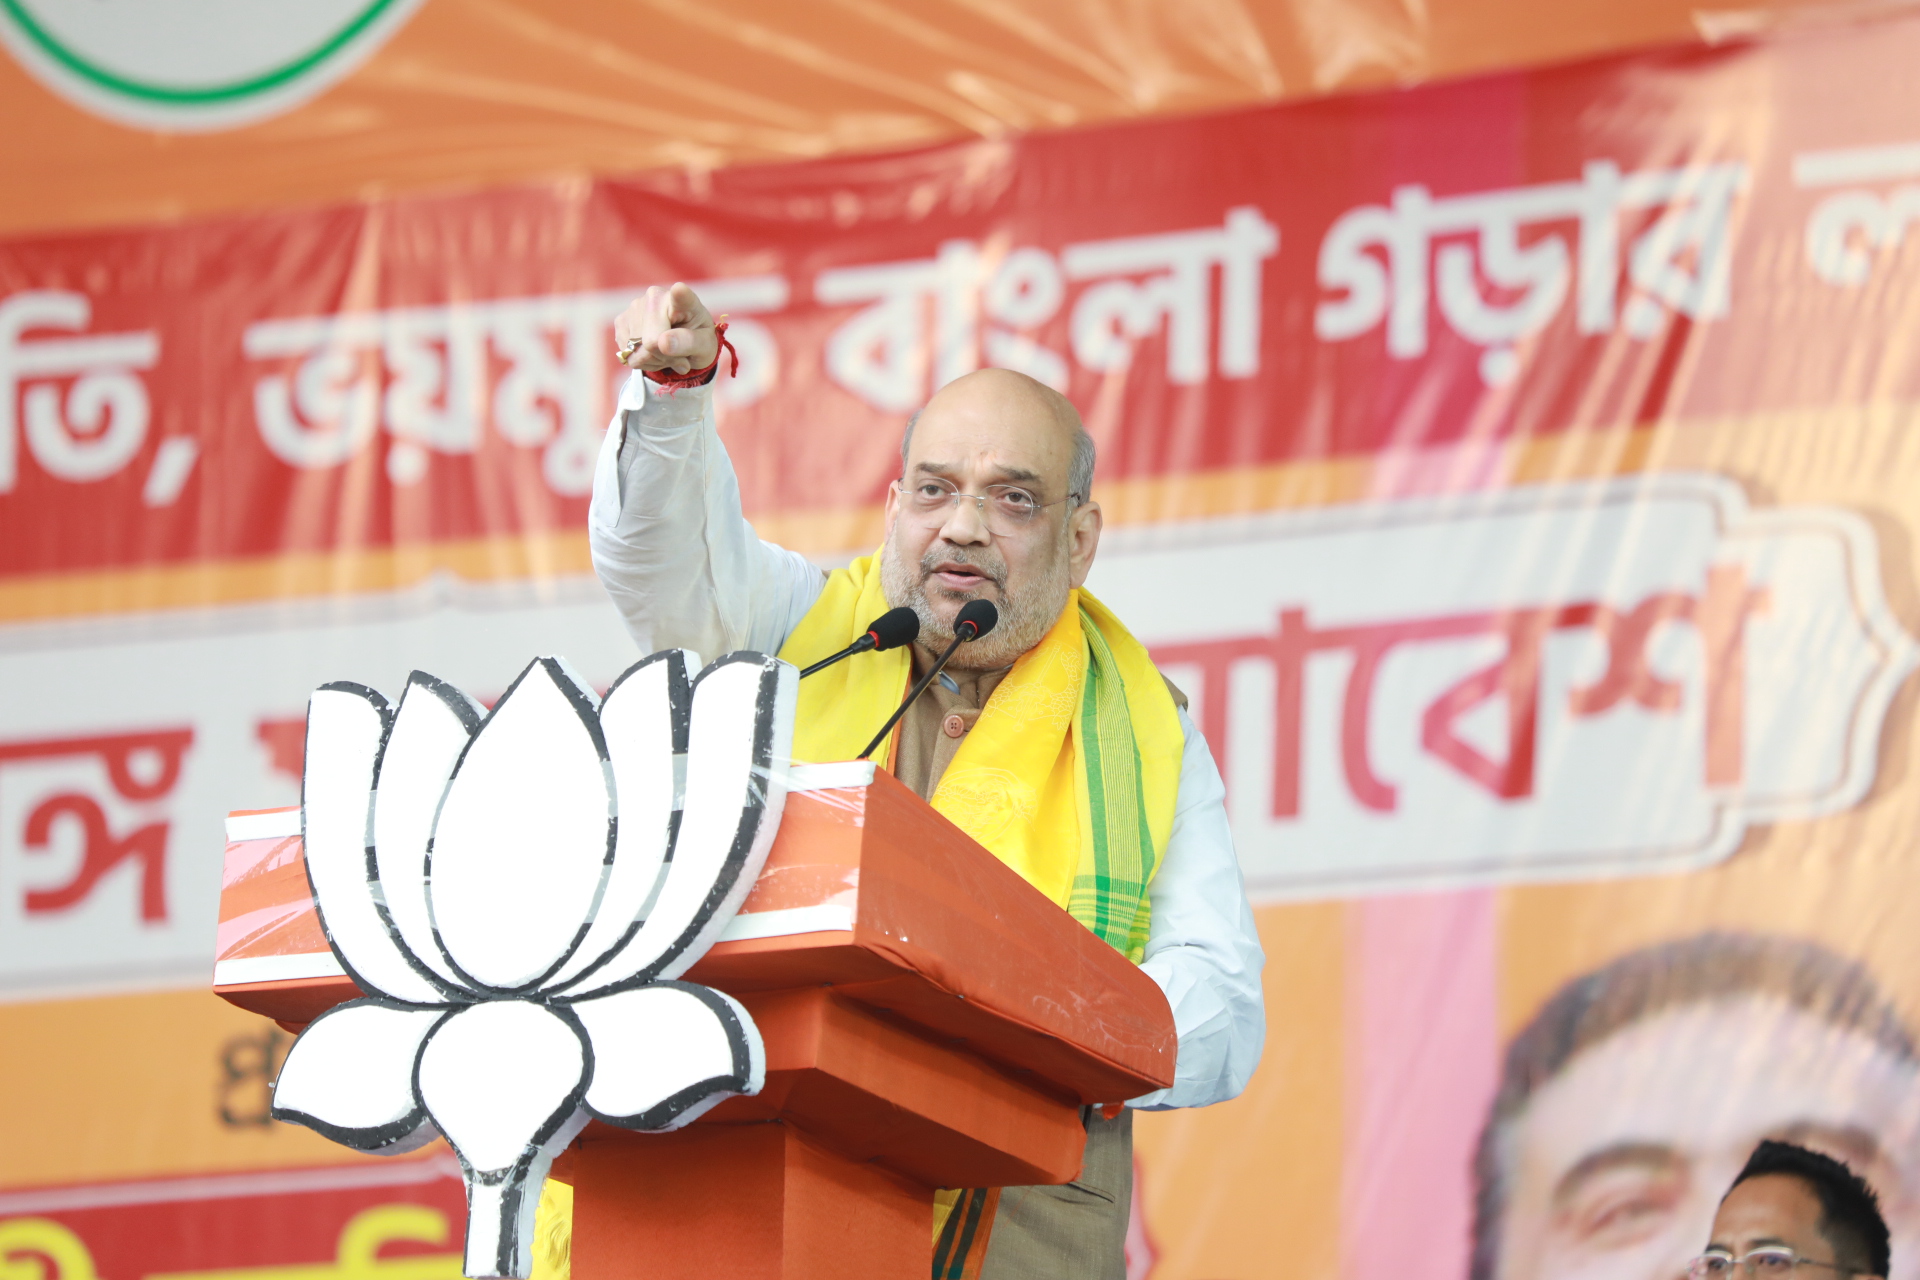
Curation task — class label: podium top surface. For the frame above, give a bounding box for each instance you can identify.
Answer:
[217,762,1176,1103]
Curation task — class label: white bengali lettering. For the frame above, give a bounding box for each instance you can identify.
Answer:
[1795,141,1920,287]
[0,291,162,494]
[242,277,789,493]
[815,207,1278,411]
[1315,161,1746,386]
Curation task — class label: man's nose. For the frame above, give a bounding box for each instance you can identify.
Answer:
[938,495,992,546]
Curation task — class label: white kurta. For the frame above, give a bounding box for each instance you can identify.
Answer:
[587,373,1266,1110]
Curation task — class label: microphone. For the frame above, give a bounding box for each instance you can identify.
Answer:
[799,606,921,678]
[857,600,998,761]
[952,598,997,641]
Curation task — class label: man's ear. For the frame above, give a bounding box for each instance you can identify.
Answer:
[1067,499,1102,589]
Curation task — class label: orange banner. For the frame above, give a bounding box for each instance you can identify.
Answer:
[5,14,1920,1280]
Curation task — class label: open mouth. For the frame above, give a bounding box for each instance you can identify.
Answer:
[926,561,995,593]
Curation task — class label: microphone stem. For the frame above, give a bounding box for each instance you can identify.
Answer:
[857,632,967,761]
[799,635,873,678]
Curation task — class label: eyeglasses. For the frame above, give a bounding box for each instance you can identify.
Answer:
[1687,1247,1850,1280]
[894,478,1080,536]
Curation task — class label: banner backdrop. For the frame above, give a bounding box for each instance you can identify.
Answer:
[5,13,1920,1280]
[0,0,1804,241]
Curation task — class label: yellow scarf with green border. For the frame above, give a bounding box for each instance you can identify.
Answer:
[778,550,1183,963]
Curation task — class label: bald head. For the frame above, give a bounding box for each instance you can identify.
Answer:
[902,369,1094,507]
[882,368,1104,669]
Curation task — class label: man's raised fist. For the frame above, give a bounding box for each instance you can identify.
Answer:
[614,283,719,375]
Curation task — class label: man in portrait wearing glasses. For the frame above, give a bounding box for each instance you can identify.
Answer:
[588,284,1266,1279]
[1691,1140,1890,1280]
[1471,934,1920,1280]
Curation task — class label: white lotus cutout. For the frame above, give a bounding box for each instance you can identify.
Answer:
[269,651,797,1279]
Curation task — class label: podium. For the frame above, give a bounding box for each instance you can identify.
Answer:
[215,762,1177,1280]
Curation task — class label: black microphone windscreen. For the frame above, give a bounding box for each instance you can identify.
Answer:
[955,598,999,640]
[865,607,920,651]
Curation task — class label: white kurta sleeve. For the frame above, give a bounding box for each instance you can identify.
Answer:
[1129,706,1268,1110]
[591,380,1264,1108]
[588,373,824,659]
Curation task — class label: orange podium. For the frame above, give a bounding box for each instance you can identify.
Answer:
[215,761,1177,1280]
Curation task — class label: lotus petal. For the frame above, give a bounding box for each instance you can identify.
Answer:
[547,651,693,992]
[414,999,588,1178]
[573,982,763,1130]
[271,998,446,1152]
[427,658,615,992]
[415,1000,589,1279]
[373,673,484,995]
[304,684,445,1005]
[572,653,795,993]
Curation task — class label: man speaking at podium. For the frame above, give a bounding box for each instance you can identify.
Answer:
[589,284,1266,1280]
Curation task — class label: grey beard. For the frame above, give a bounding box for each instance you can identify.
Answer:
[879,537,1069,671]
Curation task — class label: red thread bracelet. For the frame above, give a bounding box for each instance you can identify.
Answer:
[643,320,738,392]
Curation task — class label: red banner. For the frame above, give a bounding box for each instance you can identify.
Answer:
[0,1160,467,1280]
[4,19,1919,579]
